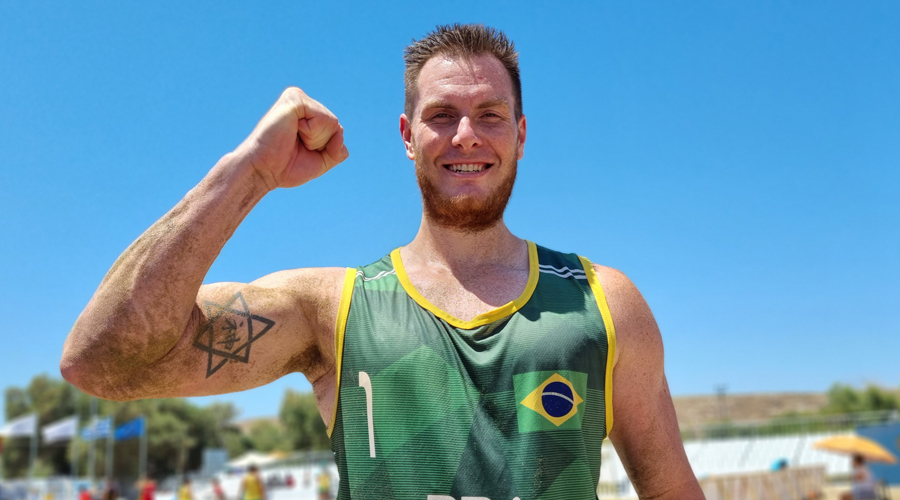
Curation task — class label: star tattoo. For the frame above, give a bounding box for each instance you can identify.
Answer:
[192,292,275,378]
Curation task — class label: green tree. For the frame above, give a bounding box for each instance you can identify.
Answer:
[823,384,863,413]
[221,429,251,459]
[4,374,246,480]
[2,374,88,478]
[279,390,329,451]
[822,383,899,414]
[247,420,288,453]
[861,385,899,411]
[199,402,247,458]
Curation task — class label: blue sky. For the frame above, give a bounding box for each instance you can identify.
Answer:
[1,1,898,422]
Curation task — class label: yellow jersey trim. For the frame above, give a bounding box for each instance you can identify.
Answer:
[327,267,357,438]
[579,256,616,437]
[390,241,539,330]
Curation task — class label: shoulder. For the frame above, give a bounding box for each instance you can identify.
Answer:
[249,267,350,314]
[587,263,703,498]
[251,266,350,293]
[249,266,353,353]
[589,263,663,368]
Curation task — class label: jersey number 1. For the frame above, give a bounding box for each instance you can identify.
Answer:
[359,371,375,458]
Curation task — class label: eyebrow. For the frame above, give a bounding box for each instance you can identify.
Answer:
[475,99,511,110]
[419,98,511,111]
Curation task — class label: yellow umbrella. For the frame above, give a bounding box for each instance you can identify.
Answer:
[814,435,897,464]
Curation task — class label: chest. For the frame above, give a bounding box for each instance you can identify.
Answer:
[336,289,612,497]
[405,266,530,322]
[344,276,610,398]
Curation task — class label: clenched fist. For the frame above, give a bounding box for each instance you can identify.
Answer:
[235,87,349,190]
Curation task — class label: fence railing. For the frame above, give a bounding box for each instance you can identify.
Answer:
[680,409,900,441]
[699,465,828,500]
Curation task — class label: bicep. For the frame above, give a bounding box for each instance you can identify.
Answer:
[147,267,346,398]
[596,265,702,499]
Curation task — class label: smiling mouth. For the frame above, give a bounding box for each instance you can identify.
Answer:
[444,163,493,173]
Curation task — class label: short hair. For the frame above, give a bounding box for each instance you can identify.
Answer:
[404,24,522,119]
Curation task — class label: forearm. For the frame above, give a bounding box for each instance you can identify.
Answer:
[62,153,269,395]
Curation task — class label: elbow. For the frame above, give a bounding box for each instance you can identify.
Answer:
[59,351,108,399]
[59,351,82,390]
[61,324,99,396]
[60,328,155,402]
[60,367,147,402]
[62,297,190,400]
[60,348,142,402]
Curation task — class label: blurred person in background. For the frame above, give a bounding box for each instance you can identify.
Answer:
[211,478,226,500]
[177,478,192,500]
[841,454,877,500]
[136,475,155,500]
[101,479,117,500]
[316,463,332,500]
[239,465,265,500]
[770,458,788,471]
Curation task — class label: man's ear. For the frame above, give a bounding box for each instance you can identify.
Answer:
[517,114,527,160]
[400,113,416,160]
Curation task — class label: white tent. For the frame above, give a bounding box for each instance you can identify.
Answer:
[227,451,277,468]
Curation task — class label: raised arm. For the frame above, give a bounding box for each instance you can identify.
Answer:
[61,88,350,401]
[596,265,704,500]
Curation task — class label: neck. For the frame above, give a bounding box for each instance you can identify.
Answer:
[403,214,526,272]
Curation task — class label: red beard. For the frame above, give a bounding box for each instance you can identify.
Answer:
[415,157,517,233]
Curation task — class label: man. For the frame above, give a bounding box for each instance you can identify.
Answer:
[239,465,266,500]
[136,475,156,500]
[842,454,877,500]
[101,479,118,500]
[211,478,227,500]
[61,24,701,499]
[316,463,333,500]
[177,478,192,500]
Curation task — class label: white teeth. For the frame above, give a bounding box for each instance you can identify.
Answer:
[448,163,486,172]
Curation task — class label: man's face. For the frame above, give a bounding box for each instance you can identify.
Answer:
[401,53,527,232]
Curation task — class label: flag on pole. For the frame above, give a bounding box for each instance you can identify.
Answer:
[0,414,37,437]
[81,417,112,441]
[42,416,79,444]
[114,417,145,441]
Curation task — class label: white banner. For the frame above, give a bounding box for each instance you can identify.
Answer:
[42,415,78,443]
[0,413,37,437]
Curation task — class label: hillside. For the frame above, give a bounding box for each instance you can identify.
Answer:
[672,392,828,429]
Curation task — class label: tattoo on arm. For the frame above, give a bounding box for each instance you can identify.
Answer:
[192,292,275,378]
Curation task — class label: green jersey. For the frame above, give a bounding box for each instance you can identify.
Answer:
[328,241,616,500]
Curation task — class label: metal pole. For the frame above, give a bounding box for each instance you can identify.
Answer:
[72,430,79,479]
[88,398,96,485]
[28,423,38,482]
[105,416,114,480]
[138,417,147,477]
[72,391,80,479]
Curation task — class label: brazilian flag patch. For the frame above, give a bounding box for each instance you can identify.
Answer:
[513,370,587,432]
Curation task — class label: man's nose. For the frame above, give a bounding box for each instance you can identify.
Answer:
[451,117,481,150]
